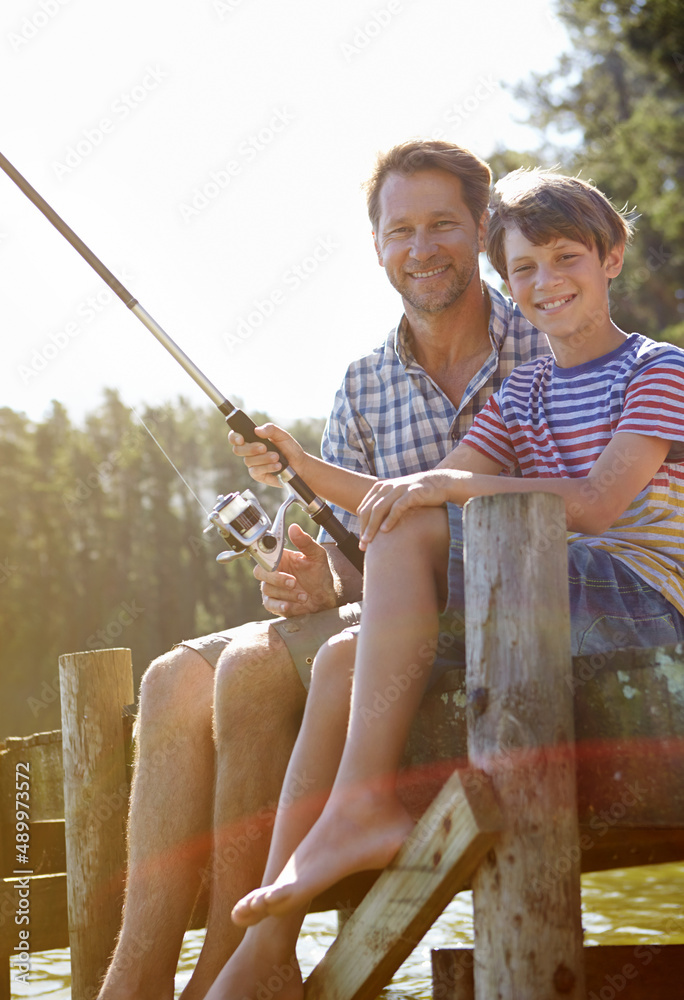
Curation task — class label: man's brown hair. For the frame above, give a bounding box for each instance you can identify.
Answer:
[486,168,635,280]
[364,139,492,232]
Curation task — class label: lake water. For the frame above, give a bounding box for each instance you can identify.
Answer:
[10,862,684,998]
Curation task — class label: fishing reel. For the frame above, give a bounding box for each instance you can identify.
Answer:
[205,486,298,572]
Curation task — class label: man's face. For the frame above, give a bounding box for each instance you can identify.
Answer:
[374,169,485,315]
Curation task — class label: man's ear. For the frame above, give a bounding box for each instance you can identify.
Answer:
[477,213,488,253]
[373,232,384,267]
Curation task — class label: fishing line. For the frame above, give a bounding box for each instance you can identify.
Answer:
[129,405,211,517]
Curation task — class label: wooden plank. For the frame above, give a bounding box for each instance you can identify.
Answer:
[1,819,66,879]
[433,945,684,1000]
[60,648,134,1000]
[303,769,502,1000]
[0,731,64,825]
[400,646,684,833]
[573,644,684,828]
[464,493,585,999]
[0,874,68,953]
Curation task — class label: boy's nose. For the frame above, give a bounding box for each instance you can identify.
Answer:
[535,263,563,288]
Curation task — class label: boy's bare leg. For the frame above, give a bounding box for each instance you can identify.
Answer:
[180,623,311,999]
[233,507,450,926]
[205,631,356,1000]
[98,646,216,1000]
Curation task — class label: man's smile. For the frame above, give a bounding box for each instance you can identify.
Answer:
[407,264,450,279]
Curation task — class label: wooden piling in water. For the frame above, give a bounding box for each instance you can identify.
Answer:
[463,493,585,999]
[59,648,134,1000]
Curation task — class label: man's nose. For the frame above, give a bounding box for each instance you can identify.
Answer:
[409,228,440,260]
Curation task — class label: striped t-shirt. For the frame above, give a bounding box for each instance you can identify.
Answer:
[463,333,684,616]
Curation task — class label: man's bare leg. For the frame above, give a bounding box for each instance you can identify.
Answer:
[98,646,215,1000]
[233,508,449,925]
[204,630,356,1000]
[180,622,309,999]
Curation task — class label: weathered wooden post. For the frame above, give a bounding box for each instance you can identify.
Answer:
[59,648,134,1000]
[463,493,585,998]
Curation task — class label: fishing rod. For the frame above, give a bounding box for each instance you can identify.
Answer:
[0,151,364,574]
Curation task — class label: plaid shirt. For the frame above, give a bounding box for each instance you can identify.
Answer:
[319,282,550,539]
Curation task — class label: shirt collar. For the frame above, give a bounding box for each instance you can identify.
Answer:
[391,280,515,369]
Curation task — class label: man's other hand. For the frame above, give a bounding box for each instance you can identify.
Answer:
[254,523,337,617]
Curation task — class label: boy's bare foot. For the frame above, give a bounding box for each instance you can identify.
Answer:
[204,919,302,1000]
[232,786,415,927]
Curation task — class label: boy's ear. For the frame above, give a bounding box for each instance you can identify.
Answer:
[605,243,625,280]
[504,276,514,299]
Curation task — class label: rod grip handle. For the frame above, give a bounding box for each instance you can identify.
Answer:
[225,409,293,469]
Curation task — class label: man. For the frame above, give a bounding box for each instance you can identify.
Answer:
[98,139,548,1000]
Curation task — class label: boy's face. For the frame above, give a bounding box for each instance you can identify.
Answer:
[503,225,624,360]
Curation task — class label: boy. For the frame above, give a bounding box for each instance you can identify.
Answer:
[205,170,684,1000]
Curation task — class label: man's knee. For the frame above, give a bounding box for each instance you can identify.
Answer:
[214,621,304,735]
[139,644,214,728]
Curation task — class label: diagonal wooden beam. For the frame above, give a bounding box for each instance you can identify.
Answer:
[303,769,502,1000]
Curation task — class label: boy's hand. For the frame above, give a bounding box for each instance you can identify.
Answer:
[229,423,305,488]
[254,523,338,616]
[358,471,451,546]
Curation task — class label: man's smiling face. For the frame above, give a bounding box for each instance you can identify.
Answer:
[374,168,485,315]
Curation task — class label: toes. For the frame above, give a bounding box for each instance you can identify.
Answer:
[231,891,265,927]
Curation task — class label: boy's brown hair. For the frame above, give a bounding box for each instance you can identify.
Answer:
[486,168,635,280]
[364,139,492,232]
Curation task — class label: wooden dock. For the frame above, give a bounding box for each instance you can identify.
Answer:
[1,493,683,998]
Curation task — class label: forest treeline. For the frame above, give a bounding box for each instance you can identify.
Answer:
[0,393,325,738]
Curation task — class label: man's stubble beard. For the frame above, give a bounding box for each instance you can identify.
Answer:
[389,251,480,315]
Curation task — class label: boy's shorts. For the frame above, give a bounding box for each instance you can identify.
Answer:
[176,603,363,690]
[439,502,684,674]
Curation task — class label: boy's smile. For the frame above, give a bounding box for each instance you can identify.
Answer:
[503,226,626,367]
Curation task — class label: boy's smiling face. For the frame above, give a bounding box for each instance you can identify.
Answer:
[503,225,626,367]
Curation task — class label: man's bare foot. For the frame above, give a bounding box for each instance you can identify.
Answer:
[232,786,415,926]
[204,920,302,1000]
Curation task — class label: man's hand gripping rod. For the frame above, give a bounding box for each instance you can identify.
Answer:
[0,151,364,574]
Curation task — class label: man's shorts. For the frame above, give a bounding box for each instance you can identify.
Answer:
[176,603,363,690]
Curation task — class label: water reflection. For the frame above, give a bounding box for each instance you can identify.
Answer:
[11,863,684,998]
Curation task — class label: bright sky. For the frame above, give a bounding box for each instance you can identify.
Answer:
[0,0,571,428]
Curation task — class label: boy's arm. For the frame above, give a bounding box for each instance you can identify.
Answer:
[230,422,377,513]
[357,432,671,543]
